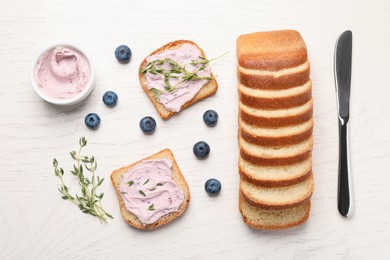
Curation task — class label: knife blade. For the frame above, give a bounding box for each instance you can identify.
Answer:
[334,30,353,217]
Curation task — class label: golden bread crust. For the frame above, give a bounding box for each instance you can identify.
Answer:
[237,30,307,71]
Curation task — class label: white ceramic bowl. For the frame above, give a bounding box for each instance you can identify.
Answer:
[30,44,95,106]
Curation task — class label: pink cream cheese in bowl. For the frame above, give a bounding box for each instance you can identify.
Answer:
[31,45,94,105]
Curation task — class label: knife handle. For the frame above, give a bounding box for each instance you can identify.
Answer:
[338,118,354,217]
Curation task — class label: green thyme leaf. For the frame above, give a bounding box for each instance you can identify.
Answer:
[156,183,164,186]
[139,190,146,197]
[120,191,128,195]
[127,180,134,187]
[148,204,155,211]
[143,179,150,185]
[149,187,157,191]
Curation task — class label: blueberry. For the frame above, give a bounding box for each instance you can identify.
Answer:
[85,113,101,129]
[203,110,218,127]
[205,178,221,195]
[115,45,132,63]
[102,91,118,107]
[193,141,210,159]
[139,116,156,134]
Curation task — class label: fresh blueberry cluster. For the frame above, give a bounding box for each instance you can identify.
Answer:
[85,45,222,197]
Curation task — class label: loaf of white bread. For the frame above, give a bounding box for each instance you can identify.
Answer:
[237,30,314,230]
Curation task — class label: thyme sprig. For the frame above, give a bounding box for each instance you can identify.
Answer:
[141,52,227,97]
[53,137,113,224]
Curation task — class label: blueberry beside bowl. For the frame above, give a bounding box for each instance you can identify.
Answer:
[103,91,118,107]
[85,113,101,129]
[115,45,132,63]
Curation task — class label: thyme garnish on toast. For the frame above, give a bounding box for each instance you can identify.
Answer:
[141,52,227,98]
[53,137,113,224]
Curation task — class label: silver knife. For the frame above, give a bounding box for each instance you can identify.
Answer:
[334,30,353,217]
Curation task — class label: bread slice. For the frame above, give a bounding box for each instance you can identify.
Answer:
[239,155,312,187]
[111,149,190,229]
[139,40,218,120]
[239,99,313,127]
[239,80,312,109]
[239,134,313,166]
[237,30,308,71]
[240,173,314,209]
[239,118,313,146]
[239,192,311,230]
[238,60,310,90]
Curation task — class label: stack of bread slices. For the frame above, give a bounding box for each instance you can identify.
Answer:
[237,30,314,230]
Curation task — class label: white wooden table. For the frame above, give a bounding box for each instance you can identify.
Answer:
[1,0,389,259]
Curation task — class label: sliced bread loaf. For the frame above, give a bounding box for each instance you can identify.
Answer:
[240,172,314,209]
[237,30,313,230]
[111,149,190,230]
[239,192,311,230]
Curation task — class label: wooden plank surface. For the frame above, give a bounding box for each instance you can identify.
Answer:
[0,0,389,259]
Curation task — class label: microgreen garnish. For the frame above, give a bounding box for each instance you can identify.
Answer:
[143,179,150,185]
[152,88,163,101]
[148,204,156,211]
[53,137,113,224]
[139,190,146,197]
[142,52,227,98]
[127,180,134,187]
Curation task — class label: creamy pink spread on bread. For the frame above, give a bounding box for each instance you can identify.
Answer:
[119,159,184,225]
[34,46,90,99]
[143,44,212,112]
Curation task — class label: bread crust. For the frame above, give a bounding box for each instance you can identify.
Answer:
[237,30,308,71]
[139,40,218,120]
[110,149,190,230]
[239,192,311,230]
[240,147,312,166]
[239,100,313,128]
[238,65,310,90]
[240,173,314,209]
[239,81,312,109]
